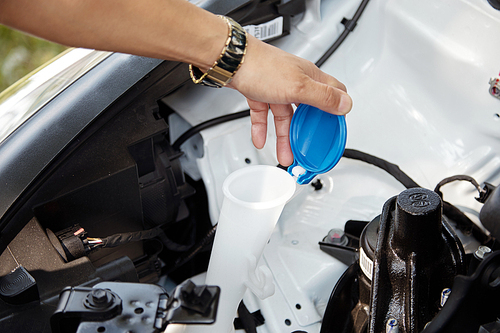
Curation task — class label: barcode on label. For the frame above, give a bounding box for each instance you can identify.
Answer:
[244,16,284,41]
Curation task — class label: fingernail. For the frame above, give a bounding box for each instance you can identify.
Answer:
[338,94,352,115]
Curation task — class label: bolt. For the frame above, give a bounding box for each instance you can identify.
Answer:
[386,318,398,333]
[85,288,113,309]
[91,289,108,304]
[325,228,348,246]
[479,245,492,255]
[475,245,492,260]
[440,288,451,307]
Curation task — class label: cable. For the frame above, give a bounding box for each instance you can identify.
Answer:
[315,0,371,67]
[99,227,165,248]
[165,223,218,275]
[88,227,196,252]
[341,150,491,244]
[172,110,250,151]
[342,149,420,189]
[433,175,491,244]
[434,175,486,199]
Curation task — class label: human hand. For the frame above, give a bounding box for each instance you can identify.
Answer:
[229,35,352,166]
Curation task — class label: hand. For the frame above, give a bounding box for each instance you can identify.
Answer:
[229,35,352,166]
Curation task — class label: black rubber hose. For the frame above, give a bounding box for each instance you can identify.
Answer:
[342,148,420,189]
[434,175,485,198]
[433,175,491,245]
[172,110,250,151]
[315,0,371,67]
[165,223,218,275]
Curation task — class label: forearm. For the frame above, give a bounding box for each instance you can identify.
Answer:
[0,0,227,69]
[0,0,353,166]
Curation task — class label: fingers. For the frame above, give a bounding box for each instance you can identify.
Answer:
[270,103,294,166]
[248,99,294,166]
[297,77,353,115]
[248,98,269,149]
[290,60,351,115]
[313,68,348,93]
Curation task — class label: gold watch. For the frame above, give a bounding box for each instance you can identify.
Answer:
[189,16,248,88]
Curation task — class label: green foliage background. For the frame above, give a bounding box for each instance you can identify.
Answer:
[0,26,67,92]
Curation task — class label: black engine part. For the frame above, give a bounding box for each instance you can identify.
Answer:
[367,188,466,332]
[321,187,467,333]
[421,250,500,333]
[480,183,500,240]
[488,0,500,10]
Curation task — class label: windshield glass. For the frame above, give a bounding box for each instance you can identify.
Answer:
[0,49,111,144]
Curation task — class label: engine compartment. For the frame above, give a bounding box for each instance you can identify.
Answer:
[0,0,500,332]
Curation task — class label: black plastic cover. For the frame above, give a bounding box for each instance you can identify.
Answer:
[0,266,39,305]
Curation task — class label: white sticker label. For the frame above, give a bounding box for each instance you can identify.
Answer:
[359,247,373,281]
[244,16,284,41]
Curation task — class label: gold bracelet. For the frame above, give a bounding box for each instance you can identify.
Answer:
[189,15,248,88]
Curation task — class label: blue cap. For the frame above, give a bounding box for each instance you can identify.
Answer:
[287,104,347,184]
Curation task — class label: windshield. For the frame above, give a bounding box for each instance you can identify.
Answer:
[0,49,111,144]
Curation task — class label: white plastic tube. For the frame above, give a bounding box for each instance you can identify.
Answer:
[167,165,295,333]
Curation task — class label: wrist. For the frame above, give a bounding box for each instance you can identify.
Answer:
[195,15,230,71]
[189,15,248,88]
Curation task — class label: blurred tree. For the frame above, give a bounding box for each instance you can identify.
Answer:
[0,26,67,92]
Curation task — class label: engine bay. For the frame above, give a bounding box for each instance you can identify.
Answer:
[0,0,500,332]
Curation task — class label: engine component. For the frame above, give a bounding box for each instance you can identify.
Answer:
[47,225,89,262]
[421,250,500,333]
[480,183,500,240]
[165,280,220,325]
[367,188,466,332]
[321,188,467,333]
[51,286,123,333]
[324,229,349,247]
[51,280,220,333]
[319,220,367,266]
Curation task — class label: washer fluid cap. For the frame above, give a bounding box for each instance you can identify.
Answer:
[287,104,347,185]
